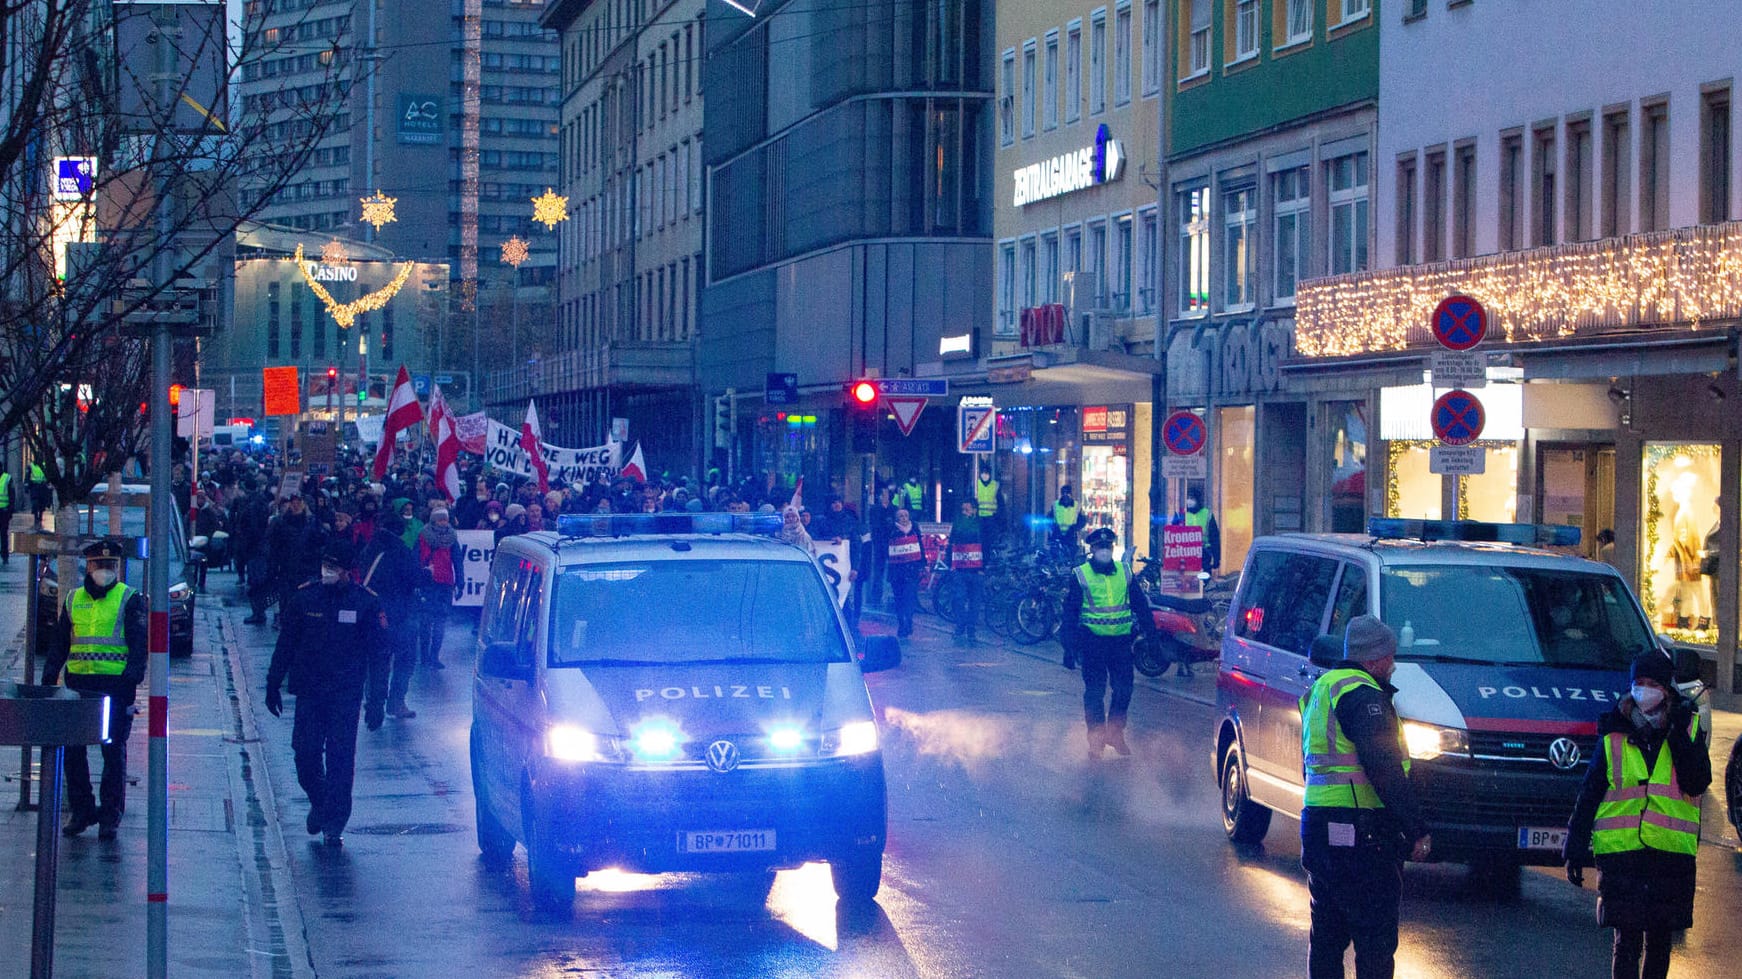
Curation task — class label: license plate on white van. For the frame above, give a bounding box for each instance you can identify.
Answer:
[1518,827,1567,850]
[680,830,776,853]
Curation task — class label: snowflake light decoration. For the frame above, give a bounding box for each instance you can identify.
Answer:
[500,235,530,268]
[531,188,569,230]
[320,239,349,265]
[359,190,398,230]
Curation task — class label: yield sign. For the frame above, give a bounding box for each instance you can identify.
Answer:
[884,396,927,436]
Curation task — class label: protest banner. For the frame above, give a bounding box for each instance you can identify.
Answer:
[454,529,496,607]
[481,420,622,487]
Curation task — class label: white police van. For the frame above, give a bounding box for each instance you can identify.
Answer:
[1214,520,1703,886]
[469,513,897,911]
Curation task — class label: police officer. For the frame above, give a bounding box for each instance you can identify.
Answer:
[1300,615,1431,979]
[26,460,51,529]
[1050,484,1083,552]
[0,463,15,564]
[973,467,1002,551]
[899,474,926,516]
[264,540,390,846]
[44,540,148,839]
[1061,527,1158,757]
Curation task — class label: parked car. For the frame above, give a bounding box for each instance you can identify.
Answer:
[35,497,197,659]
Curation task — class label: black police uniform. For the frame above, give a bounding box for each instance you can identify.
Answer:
[1301,663,1426,979]
[265,560,389,841]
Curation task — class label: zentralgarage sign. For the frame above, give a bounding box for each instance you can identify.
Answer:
[1012,124,1125,207]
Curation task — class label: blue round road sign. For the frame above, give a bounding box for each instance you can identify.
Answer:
[1162,410,1207,455]
[1431,389,1486,446]
[1431,294,1487,351]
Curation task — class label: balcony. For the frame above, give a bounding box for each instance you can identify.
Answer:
[485,342,694,405]
[1295,221,1742,358]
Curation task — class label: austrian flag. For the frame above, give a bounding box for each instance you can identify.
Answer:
[372,365,423,479]
[521,400,550,493]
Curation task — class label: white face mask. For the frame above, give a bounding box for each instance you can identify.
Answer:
[1092,547,1114,563]
[320,567,345,586]
[89,568,118,588]
[1630,684,1666,711]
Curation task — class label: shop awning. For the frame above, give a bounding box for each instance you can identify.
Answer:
[966,348,1161,405]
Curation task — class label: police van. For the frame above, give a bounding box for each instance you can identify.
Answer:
[468,513,898,911]
[1214,520,1703,885]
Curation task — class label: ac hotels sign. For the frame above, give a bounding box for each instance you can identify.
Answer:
[1012,124,1125,207]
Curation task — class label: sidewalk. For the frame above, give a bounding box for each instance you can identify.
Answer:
[0,557,306,978]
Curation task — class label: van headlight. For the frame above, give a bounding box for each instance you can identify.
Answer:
[545,724,607,763]
[822,720,879,758]
[1401,721,1467,761]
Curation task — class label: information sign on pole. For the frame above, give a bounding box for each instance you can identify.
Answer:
[1430,445,1487,475]
[957,397,996,453]
[1160,410,1208,477]
[1429,349,1488,389]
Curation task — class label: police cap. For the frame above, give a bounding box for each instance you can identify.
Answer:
[320,539,356,570]
[1085,527,1118,547]
[82,539,126,561]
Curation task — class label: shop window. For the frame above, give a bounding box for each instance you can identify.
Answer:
[1081,404,1132,562]
[1384,441,1517,522]
[1215,405,1255,571]
[1641,443,1720,646]
[1327,400,1367,532]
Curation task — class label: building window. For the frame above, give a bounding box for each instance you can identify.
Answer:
[1112,213,1134,312]
[266,281,281,360]
[1566,117,1593,241]
[1020,237,1038,308]
[1044,32,1060,130]
[1022,40,1037,138]
[1601,109,1632,238]
[1532,124,1557,246]
[1141,0,1160,95]
[1223,186,1256,309]
[1234,0,1260,61]
[1088,219,1108,301]
[1641,100,1669,232]
[1041,232,1060,303]
[1114,2,1133,105]
[1090,9,1107,114]
[1272,165,1310,300]
[1337,0,1370,25]
[1701,86,1732,224]
[1405,0,1426,18]
[1327,151,1369,274]
[999,49,1014,145]
[1423,148,1445,262]
[1284,0,1312,45]
[1452,142,1476,258]
[1499,131,1524,250]
[1395,153,1418,265]
[1137,207,1158,313]
[1065,21,1082,123]
[998,241,1016,335]
[1065,225,1083,278]
[1178,185,1211,314]
[1185,0,1210,78]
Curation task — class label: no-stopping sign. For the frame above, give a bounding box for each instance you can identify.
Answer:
[1431,389,1486,446]
[1431,295,1488,351]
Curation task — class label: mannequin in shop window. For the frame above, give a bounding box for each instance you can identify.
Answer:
[1657,476,1711,630]
[1700,498,1721,632]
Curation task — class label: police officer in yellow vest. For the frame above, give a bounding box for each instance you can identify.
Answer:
[26,461,51,528]
[1062,527,1158,758]
[44,540,148,839]
[1050,484,1083,551]
[1564,652,1710,979]
[1300,615,1430,979]
[0,465,15,564]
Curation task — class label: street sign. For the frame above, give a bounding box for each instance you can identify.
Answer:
[881,378,950,397]
[1431,294,1488,351]
[884,397,927,436]
[957,398,996,453]
[1162,455,1208,479]
[1162,410,1208,455]
[1430,445,1487,475]
[1431,389,1486,446]
[765,372,798,405]
[262,366,300,417]
[52,157,96,200]
[412,374,431,396]
[1429,349,1487,389]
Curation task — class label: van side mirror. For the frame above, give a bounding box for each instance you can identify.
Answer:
[857,635,901,674]
[1309,634,1343,669]
[481,640,530,680]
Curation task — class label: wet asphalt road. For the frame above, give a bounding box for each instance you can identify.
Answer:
[225,594,1742,979]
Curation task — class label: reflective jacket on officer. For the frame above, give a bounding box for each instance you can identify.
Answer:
[44,546,149,693]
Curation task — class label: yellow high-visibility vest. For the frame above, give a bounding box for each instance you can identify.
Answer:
[1593,715,1703,857]
[1075,565,1134,636]
[67,584,134,677]
[1300,668,1410,809]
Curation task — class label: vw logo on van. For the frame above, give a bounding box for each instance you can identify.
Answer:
[1547,737,1582,771]
[705,739,741,774]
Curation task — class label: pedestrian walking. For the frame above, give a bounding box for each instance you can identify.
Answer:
[1300,615,1431,979]
[415,507,462,669]
[1564,652,1710,979]
[947,500,985,644]
[777,505,813,552]
[886,508,923,638]
[867,486,895,608]
[0,462,16,565]
[263,540,390,847]
[359,510,421,719]
[43,540,147,839]
[247,493,323,626]
[1060,527,1159,756]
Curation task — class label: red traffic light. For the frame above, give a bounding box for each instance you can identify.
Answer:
[326,367,338,380]
[849,380,878,406]
[168,384,184,408]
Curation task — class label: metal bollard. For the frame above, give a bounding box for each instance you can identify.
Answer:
[30,745,63,979]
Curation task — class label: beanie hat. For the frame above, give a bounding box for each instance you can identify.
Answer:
[1343,615,1398,663]
[1629,651,1676,688]
[504,503,526,521]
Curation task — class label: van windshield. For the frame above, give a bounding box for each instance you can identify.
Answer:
[547,559,850,667]
[1380,565,1654,670]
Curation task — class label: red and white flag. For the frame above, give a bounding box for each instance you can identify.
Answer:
[521,400,550,493]
[620,441,647,483]
[427,383,462,502]
[372,365,423,480]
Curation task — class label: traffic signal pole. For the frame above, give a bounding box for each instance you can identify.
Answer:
[146,13,174,976]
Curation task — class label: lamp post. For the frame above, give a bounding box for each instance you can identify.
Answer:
[501,235,530,395]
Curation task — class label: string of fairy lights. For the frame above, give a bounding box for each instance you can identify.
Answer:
[1296,221,1742,357]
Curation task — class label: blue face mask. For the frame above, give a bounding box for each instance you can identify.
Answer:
[1630,683,1665,712]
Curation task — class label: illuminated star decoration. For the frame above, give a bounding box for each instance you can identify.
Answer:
[359,189,398,231]
[293,244,417,329]
[500,235,530,268]
[530,188,570,230]
[320,238,349,265]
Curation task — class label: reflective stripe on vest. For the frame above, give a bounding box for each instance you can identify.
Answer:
[951,541,983,570]
[0,472,10,508]
[1300,668,1410,810]
[1592,716,1703,857]
[887,533,923,564]
[1074,565,1134,636]
[67,584,134,676]
[1053,502,1078,530]
[975,480,999,516]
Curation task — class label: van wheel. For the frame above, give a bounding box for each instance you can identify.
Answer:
[523,795,575,912]
[470,773,514,869]
[1220,748,1271,844]
[830,850,883,904]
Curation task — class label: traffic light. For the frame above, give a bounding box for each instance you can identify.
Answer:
[326,366,338,391]
[847,379,879,408]
[844,378,879,453]
[713,395,730,449]
[168,384,184,408]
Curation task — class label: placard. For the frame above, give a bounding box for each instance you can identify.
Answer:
[811,539,853,607]
[454,529,496,607]
[262,366,301,416]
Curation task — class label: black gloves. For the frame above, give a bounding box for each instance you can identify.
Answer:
[265,687,283,718]
[1562,840,1591,887]
[365,704,384,731]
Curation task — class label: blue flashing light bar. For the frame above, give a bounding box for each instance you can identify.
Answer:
[1367,519,1581,548]
[555,512,786,539]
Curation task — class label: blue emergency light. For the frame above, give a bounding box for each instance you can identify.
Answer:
[1367,518,1581,548]
[555,512,786,539]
